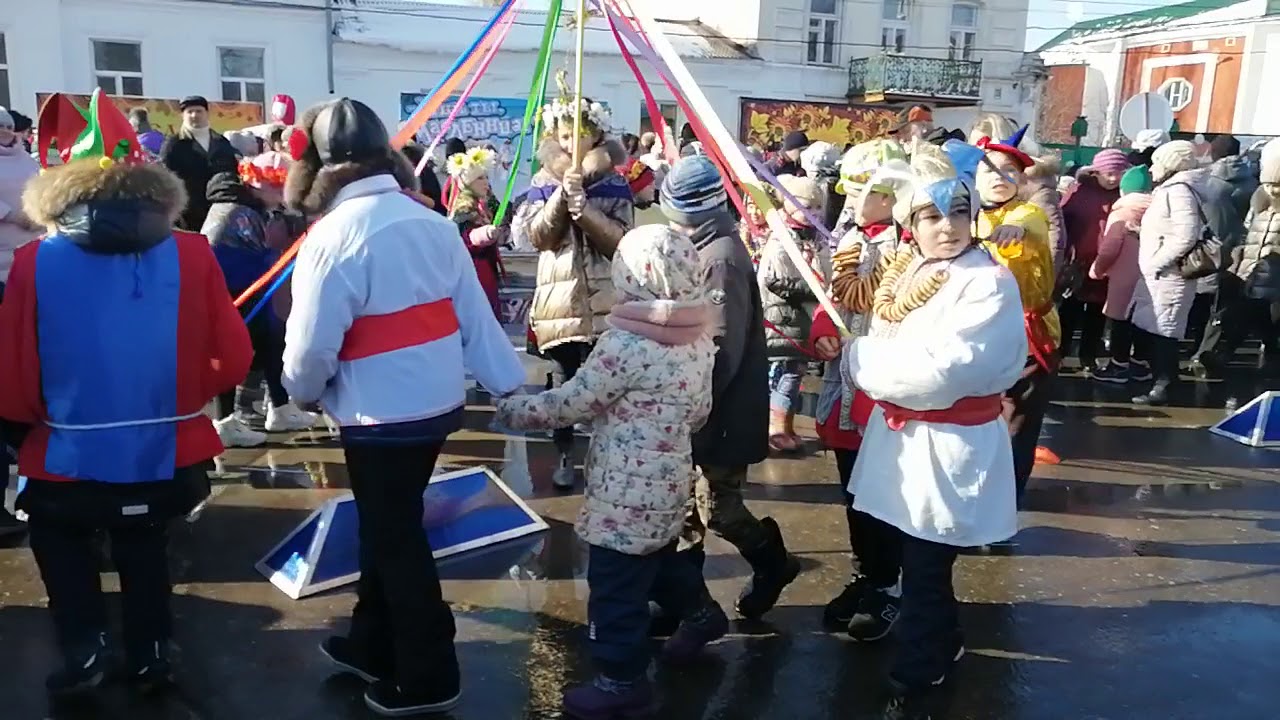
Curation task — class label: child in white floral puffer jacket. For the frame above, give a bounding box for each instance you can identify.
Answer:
[496,225,720,719]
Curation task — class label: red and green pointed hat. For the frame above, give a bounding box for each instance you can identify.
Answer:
[36,89,144,169]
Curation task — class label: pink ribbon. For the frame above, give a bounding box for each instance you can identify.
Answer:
[602,0,835,242]
[599,0,747,219]
[416,3,522,176]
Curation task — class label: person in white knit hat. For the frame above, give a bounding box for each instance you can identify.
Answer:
[1193,138,1280,375]
[843,139,1026,717]
[1127,140,1209,405]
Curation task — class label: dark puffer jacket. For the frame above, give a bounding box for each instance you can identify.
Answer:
[689,213,769,468]
[1235,200,1280,300]
[757,223,830,359]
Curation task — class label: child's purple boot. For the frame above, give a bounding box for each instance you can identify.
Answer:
[662,602,729,662]
[563,675,657,719]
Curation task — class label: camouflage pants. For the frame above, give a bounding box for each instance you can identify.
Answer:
[678,464,771,554]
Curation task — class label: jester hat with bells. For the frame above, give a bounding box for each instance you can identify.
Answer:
[37,89,147,169]
[865,139,986,227]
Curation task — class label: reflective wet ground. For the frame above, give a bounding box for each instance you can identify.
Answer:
[2,312,1279,718]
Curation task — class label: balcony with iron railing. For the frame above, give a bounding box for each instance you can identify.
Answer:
[848,53,983,106]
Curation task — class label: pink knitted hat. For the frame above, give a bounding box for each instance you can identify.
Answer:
[1088,148,1131,175]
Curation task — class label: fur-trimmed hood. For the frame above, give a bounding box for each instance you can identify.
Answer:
[24,160,187,229]
[284,102,418,215]
[533,138,627,187]
[22,160,188,254]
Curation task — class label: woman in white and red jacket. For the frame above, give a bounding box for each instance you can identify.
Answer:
[280,99,524,718]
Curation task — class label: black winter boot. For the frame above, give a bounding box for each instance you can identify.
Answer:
[735,517,800,620]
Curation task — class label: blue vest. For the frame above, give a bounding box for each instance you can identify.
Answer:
[35,233,184,483]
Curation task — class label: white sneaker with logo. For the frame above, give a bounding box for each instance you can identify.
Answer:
[265,403,318,433]
[215,416,268,448]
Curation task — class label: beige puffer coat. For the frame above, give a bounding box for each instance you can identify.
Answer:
[515,139,634,352]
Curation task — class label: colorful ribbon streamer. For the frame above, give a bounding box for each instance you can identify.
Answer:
[601,2,747,220]
[391,0,517,148]
[493,0,563,226]
[417,3,522,175]
[242,262,295,324]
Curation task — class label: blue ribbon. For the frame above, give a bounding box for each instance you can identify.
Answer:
[401,0,518,129]
[243,260,294,324]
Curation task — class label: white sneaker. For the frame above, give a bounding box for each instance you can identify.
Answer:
[216,416,268,448]
[265,403,318,433]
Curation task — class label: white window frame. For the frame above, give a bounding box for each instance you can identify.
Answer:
[91,38,144,97]
[949,2,979,61]
[882,0,909,54]
[0,32,9,110]
[806,0,840,66]
[218,46,267,107]
[1159,77,1194,112]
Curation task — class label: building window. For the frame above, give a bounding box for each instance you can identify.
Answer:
[92,40,143,97]
[807,0,839,65]
[639,102,678,140]
[1160,78,1194,112]
[0,34,9,109]
[219,47,266,105]
[949,2,978,61]
[882,0,908,54]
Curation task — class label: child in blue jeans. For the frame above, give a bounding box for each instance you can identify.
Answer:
[496,225,721,719]
[756,174,830,451]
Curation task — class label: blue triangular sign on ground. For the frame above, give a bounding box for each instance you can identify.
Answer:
[257,466,549,599]
[1209,391,1280,448]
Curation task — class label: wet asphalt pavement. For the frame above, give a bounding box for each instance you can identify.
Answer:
[1,278,1278,719]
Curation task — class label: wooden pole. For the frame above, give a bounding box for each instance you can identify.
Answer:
[571,0,588,168]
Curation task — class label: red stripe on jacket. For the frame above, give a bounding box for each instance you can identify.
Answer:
[338,298,460,362]
[0,231,253,481]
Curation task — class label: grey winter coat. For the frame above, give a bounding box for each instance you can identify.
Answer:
[757,223,831,359]
[1200,156,1259,294]
[1234,199,1280,300]
[689,212,769,468]
[1128,169,1208,338]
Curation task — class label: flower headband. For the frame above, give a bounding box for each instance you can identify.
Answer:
[238,153,290,189]
[446,146,498,184]
[541,69,611,137]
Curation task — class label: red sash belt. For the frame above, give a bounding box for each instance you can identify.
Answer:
[1024,302,1059,373]
[878,395,1003,431]
[338,299,459,362]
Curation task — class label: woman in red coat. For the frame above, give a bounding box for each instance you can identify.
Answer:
[446,147,504,318]
[0,91,252,696]
[1060,148,1131,372]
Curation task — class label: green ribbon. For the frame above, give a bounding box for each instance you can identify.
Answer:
[493,0,562,226]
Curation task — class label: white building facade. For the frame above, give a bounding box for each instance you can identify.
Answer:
[0,0,1036,140]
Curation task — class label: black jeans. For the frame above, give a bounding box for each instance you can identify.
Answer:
[543,342,593,454]
[218,307,288,418]
[1186,291,1216,347]
[29,515,171,664]
[588,542,710,680]
[1133,328,1180,391]
[1107,318,1136,364]
[343,439,457,691]
[1058,298,1106,366]
[1198,275,1279,361]
[1004,358,1053,503]
[892,534,961,691]
[835,449,902,587]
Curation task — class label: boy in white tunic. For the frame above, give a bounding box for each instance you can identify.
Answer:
[842,141,1027,716]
